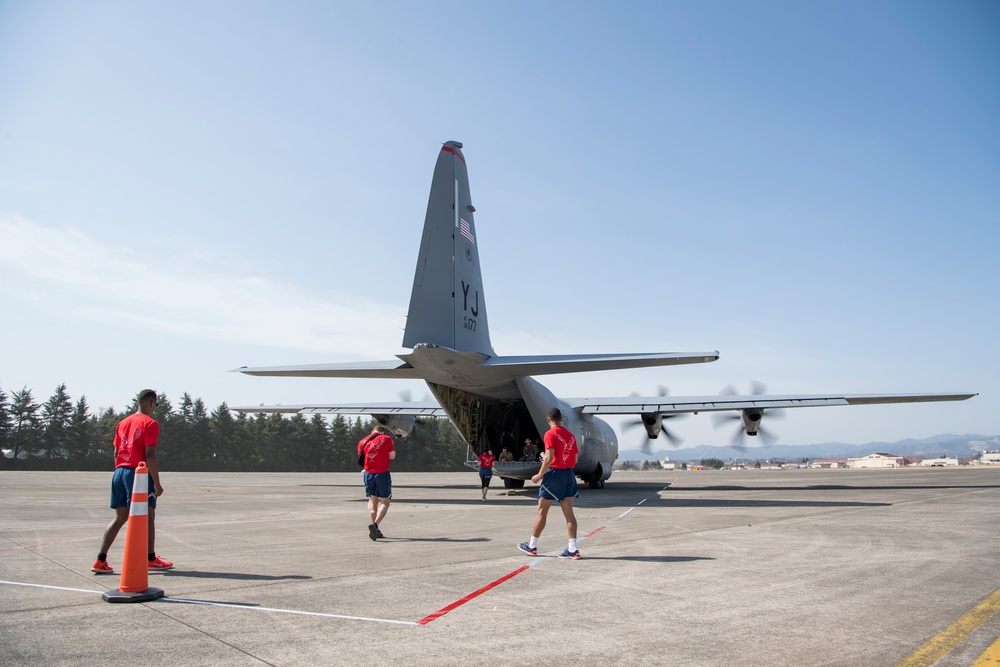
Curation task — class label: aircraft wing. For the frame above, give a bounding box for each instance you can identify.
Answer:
[230,400,446,416]
[233,360,423,379]
[570,392,977,415]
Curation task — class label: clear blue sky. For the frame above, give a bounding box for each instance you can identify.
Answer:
[1,1,997,449]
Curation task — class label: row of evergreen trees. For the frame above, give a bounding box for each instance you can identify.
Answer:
[0,383,470,472]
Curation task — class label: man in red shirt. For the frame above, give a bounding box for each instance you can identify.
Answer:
[358,424,395,540]
[518,407,581,559]
[91,389,173,573]
[477,449,496,501]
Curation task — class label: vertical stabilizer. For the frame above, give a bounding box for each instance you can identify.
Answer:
[403,142,494,355]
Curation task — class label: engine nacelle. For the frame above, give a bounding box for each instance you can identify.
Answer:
[742,409,763,436]
[373,414,417,438]
[640,412,662,438]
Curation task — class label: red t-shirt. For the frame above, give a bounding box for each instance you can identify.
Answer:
[114,413,160,468]
[478,451,495,469]
[544,425,578,469]
[359,434,394,473]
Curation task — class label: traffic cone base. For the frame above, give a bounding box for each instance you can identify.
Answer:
[102,587,164,603]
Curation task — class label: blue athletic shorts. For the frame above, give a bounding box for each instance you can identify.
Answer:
[363,471,392,498]
[479,469,493,488]
[110,467,157,509]
[538,468,578,501]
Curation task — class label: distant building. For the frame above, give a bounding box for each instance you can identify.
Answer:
[848,453,904,469]
[919,457,959,467]
[977,451,1000,465]
[811,459,848,469]
[660,457,677,470]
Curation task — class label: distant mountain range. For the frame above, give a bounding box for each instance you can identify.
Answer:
[618,434,1000,463]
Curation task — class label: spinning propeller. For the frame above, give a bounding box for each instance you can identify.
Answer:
[711,381,785,449]
[373,389,432,437]
[621,385,687,453]
[399,389,434,426]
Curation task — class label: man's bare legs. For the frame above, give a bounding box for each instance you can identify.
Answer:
[559,497,577,540]
[99,506,129,555]
[97,505,156,561]
[531,497,576,541]
[369,496,391,526]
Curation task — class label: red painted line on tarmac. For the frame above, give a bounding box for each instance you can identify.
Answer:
[415,494,650,625]
[416,565,530,625]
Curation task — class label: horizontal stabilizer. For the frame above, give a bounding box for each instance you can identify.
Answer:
[233,361,423,379]
[480,351,720,376]
[234,350,719,384]
[231,400,446,416]
[572,392,977,415]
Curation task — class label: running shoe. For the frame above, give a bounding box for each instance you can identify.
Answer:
[148,556,174,570]
[91,560,114,574]
[558,549,581,560]
[368,522,379,541]
[376,528,385,539]
[517,542,537,556]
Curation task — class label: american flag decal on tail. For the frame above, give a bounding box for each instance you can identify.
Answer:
[460,218,475,245]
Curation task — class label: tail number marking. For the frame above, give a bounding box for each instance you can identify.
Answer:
[461,281,479,317]
[461,281,479,332]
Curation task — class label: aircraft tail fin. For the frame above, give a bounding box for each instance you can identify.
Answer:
[402,141,494,356]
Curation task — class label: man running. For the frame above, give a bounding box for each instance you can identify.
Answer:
[518,407,581,559]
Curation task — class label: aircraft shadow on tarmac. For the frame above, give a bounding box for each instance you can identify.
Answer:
[158,570,312,581]
[567,555,715,563]
[297,480,979,509]
[301,482,498,491]
[337,486,894,510]
[301,481,676,496]
[375,536,490,543]
[385,496,539,506]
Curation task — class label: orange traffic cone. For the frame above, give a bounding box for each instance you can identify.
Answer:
[102,462,164,603]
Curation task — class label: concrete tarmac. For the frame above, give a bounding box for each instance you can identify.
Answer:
[2,467,999,666]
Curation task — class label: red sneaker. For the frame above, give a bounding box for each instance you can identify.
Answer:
[148,556,173,570]
[91,560,114,574]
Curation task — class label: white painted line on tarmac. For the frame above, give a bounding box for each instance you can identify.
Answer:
[0,580,103,595]
[0,580,417,626]
[160,596,419,626]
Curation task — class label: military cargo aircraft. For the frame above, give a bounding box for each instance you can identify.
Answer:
[234,141,975,489]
